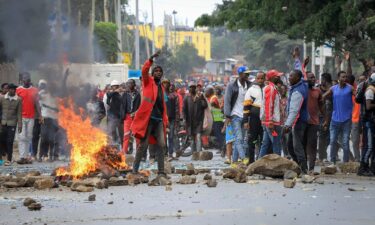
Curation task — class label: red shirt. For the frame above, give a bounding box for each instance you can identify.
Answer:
[16,86,39,119]
[307,87,322,125]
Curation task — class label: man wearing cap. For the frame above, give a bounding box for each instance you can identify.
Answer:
[259,69,283,158]
[0,83,22,165]
[106,80,125,148]
[224,66,251,165]
[183,81,208,153]
[131,51,169,179]
[283,69,309,173]
[16,72,41,164]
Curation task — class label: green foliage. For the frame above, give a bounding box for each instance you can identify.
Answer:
[196,0,375,68]
[173,42,206,79]
[94,22,119,63]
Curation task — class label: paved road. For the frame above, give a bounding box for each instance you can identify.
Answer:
[1,151,375,225]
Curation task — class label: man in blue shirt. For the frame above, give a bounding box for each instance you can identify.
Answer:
[323,71,354,164]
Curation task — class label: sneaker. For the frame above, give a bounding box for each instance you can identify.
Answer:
[4,161,11,166]
[16,158,27,164]
[224,159,231,165]
[242,158,250,165]
[149,158,155,164]
[230,162,239,169]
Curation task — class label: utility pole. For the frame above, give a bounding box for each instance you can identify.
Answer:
[135,0,140,70]
[151,0,155,53]
[115,0,122,63]
[88,0,95,62]
[143,11,150,59]
[319,45,324,78]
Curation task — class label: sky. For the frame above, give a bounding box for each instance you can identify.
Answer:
[127,0,223,27]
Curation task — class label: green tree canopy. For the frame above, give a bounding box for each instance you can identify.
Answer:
[173,42,206,79]
[94,22,119,63]
[196,0,375,70]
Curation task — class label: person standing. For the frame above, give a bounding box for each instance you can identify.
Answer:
[121,79,141,154]
[106,80,124,148]
[259,70,283,158]
[207,86,225,156]
[283,70,309,173]
[183,81,208,153]
[131,51,169,177]
[243,71,265,163]
[358,73,375,176]
[304,72,324,172]
[39,82,59,161]
[318,73,333,162]
[224,66,251,165]
[16,72,41,164]
[323,71,354,164]
[0,84,22,165]
[163,81,179,159]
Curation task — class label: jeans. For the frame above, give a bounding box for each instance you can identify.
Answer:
[361,120,375,163]
[0,125,16,161]
[259,125,282,157]
[212,121,225,152]
[40,118,58,159]
[304,124,319,170]
[18,118,34,159]
[351,122,361,161]
[329,119,351,163]
[133,119,165,174]
[108,116,124,147]
[231,115,246,161]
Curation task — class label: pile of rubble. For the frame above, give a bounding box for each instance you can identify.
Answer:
[0,154,362,193]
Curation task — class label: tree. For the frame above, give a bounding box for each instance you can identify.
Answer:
[173,42,206,79]
[154,45,176,79]
[94,22,119,63]
[195,0,375,71]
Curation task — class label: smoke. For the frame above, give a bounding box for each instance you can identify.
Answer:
[0,0,52,70]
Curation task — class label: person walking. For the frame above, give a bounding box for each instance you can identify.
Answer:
[16,72,41,164]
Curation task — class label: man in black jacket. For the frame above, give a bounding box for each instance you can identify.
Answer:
[183,81,207,152]
[121,79,141,154]
[107,80,124,148]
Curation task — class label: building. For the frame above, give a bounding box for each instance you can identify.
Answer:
[127,24,211,61]
[205,58,238,76]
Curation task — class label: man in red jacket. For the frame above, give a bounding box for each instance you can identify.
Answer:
[131,51,169,177]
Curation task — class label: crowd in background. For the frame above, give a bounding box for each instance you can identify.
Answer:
[0,49,374,177]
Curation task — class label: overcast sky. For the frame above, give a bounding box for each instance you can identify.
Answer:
[126,0,222,27]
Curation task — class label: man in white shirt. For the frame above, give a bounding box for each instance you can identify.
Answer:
[224,66,251,165]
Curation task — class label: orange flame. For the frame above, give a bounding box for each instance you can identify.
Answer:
[56,99,128,178]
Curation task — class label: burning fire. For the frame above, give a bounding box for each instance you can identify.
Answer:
[56,99,129,178]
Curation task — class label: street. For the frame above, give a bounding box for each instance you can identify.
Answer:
[1,152,375,225]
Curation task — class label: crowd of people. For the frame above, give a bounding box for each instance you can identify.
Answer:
[0,49,374,177]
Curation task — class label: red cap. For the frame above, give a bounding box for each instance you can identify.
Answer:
[266,70,283,80]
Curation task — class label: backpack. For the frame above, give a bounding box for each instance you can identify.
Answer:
[355,81,368,104]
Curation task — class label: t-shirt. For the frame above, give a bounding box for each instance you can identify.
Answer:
[231,80,247,118]
[16,86,39,119]
[307,87,322,125]
[352,96,360,123]
[331,84,353,123]
[364,88,375,120]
